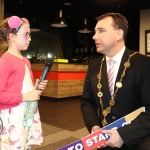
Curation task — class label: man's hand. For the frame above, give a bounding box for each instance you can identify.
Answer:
[91,126,102,148]
[102,129,124,148]
[91,125,100,133]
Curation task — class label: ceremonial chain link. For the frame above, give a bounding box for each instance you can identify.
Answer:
[97,52,138,126]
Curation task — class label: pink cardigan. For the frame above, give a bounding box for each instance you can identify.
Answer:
[0,52,34,110]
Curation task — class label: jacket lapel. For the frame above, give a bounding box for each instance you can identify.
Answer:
[114,48,131,91]
[101,48,133,103]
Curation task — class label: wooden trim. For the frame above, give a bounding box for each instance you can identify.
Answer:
[0,0,4,24]
[41,80,85,98]
[31,63,88,72]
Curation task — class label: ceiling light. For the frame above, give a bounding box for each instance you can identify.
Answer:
[51,10,67,27]
[78,18,92,33]
[30,28,41,32]
[63,0,71,6]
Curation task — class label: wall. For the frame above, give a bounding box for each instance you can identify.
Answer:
[140,9,150,55]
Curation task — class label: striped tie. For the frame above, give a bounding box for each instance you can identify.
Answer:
[108,59,115,98]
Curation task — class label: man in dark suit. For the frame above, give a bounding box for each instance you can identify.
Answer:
[81,12,150,150]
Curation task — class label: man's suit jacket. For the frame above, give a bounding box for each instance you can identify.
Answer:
[81,48,150,150]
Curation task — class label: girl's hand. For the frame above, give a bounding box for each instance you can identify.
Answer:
[34,79,48,91]
[23,90,42,101]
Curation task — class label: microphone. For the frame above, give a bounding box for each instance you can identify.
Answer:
[38,58,54,86]
[23,58,54,128]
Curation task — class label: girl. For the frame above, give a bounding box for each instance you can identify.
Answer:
[0,16,48,150]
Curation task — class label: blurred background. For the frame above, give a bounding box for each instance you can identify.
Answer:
[3,0,150,63]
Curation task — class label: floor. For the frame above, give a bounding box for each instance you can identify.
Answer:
[32,96,90,150]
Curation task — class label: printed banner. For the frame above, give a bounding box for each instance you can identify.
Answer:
[58,107,145,150]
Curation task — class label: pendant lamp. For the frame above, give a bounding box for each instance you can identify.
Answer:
[63,0,71,6]
[30,17,41,32]
[78,18,92,33]
[51,10,67,27]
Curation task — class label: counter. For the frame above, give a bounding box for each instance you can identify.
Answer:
[31,63,88,98]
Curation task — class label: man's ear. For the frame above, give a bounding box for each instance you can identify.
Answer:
[117,29,124,41]
[8,33,16,42]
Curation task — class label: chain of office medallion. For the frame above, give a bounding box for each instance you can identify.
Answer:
[97,51,138,126]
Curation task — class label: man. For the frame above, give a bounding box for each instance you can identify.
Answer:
[81,12,150,150]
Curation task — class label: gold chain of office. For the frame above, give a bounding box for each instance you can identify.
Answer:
[97,51,138,126]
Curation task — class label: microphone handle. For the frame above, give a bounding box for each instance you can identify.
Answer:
[39,66,50,82]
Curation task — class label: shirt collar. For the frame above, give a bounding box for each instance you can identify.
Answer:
[106,46,125,64]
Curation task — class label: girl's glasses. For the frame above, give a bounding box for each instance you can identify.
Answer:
[16,33,31,39]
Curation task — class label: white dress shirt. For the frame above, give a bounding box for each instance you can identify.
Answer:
[106,46,125,93]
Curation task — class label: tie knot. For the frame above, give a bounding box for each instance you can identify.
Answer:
[108,59,115,65]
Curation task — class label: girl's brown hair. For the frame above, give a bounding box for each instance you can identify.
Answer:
[0,17,27,57]
[0,18,10,57]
